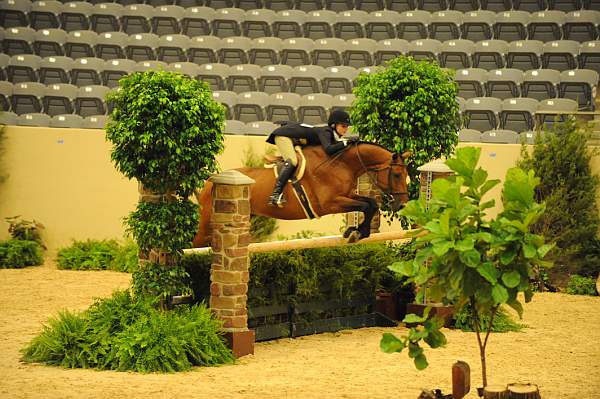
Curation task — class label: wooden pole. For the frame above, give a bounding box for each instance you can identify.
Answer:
[183,229,419,255]
[507,383,541,399]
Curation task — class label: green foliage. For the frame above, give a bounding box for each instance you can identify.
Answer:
[125,199,198,253]
[351,56,460,200]
[132,262,193,300]
[453,304,526,333]
[565,275,598,296]
[382,147,553,384]
[56,239,138,272]
[518,119,600,282]
[0,239,44,268]
[5,216,45,246]
[22,290,234,372]
[106,70,225,197]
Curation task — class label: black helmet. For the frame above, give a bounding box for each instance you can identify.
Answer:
[327,109,351,126]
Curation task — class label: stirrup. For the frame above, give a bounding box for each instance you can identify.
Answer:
[268,193,286,207]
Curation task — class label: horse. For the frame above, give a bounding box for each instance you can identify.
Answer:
[192,142,411,247]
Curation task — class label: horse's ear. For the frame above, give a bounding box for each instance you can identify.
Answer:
[401,151,412,160]
[392,153,399,160]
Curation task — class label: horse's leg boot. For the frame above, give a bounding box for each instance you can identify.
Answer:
[268,160,296,207]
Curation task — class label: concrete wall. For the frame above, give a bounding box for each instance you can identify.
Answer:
[0,125,588,252]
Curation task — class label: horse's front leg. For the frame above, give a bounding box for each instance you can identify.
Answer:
[333,195,379,242]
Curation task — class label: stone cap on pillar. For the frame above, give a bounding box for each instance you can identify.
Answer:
[210,170,255,185]
[417,159,453,173]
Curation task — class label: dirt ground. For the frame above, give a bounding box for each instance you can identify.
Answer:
[1,260,599,399]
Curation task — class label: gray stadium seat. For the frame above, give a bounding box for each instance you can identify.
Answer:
[243,9,276,38]
[82,114,107,129]
[564,10,600,42]
[7,54,41,83]
[461,10,495,42]
[249,37,282,66]
[473,39,508,69]
[152,5,185,35]
[30,1,61,30]
[0,0,31,27]
[197,62,229,90]
[312,38,346,67]
[43,82,76,115]
[0,53,9,81]
[439,39,475,69]
[481,129,518,143]
[188,35,220,65]
[366,10,400,41]
[3,26,35,55]
[450,0,480,12]
[522,68,560,100]
[356,0,385,12]
[135,60,168,72]
[264,0,294,11]
[71,57,104,86]
[126,33,159,62]
[16,112,52,126]
[514,0,547,12]
[212,8,244,38]
[39,55,72,84]
[0,81,13,112]
[344,38,376,67]
[95,31,128,60]
[486,68,523,98]
[245,121,278,136]
[458,128,481,142]
[332,92,355,111]
[418,0,448,12]
[542,40,580,71]
[236,0,263,12]
[455,68,488,99]
[464,96,502,131]
[181,6,214,37]
[11,82,45,115]
[0,111,18,125]
[267,92,300,122]
[218,36,251,65]
[536,97,578,126]
[91,3,123,33]
[528,10,566,42]
[304,10,336,40]
[121,4,153,34]
[103,58,135,87]
[168,61,201,78]
[50,113,84,128]
[579,41,600,75]
[500,97,538,132]
[494,11,529,42]
[548,0,582,12]
[227,63,260,93]
[212,90,237,118]
[289,65,325,95]
[559,69,599,110]
[429,11,463,41]
[298,93,333,125]
[385,0,417,11]
[75,84,110,117]
[326,0,353,12]
[65,30,97,59]
[375,38,409,65]
[235,91,269,122]
[157,34,190,63]
[281,37,314,67]
[408,39,442,62]
[507,40,543,70]
[397,10,431,41]
[60,1,93,32]
[259,64,292,93]
[519,130,540,144]
[334,10,368,40]
[273,10,307,39]
[33,28,67,58]
[223,119,246,135]
[322,65,358,95]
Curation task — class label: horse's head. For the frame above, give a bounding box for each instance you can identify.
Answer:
[370,150,411,211]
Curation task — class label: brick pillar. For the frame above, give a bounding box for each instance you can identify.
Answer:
[209,170,255,358]
[345,174,381,233]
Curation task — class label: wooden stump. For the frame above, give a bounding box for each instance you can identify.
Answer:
[452,361,470,399]
[507,383,541,399]
[483,385,509,399]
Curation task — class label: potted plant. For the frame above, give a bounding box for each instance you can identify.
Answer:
[380,147,553,396]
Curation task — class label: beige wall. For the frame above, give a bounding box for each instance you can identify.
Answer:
[0,126,582,252]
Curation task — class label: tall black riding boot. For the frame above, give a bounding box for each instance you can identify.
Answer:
[268,160,296,207]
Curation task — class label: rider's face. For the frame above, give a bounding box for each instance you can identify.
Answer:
[335,123,349,136]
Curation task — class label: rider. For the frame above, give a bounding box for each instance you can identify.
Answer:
[265,109,358,207]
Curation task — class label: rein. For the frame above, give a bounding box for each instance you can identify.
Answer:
[355,144,408,199]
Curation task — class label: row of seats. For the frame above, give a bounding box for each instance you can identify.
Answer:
[0,110,107,128]
[459,127,540,142]
[3,6,600,42]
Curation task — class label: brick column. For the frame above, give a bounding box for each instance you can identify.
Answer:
[344,174,381,233]
[209,170,255,358]
[417,159,454,210]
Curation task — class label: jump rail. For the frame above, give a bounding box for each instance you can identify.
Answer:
[183,229,420,255]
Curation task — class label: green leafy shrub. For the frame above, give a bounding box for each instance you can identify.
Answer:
[565,275,598,296]
[381,147,553,386]
[0,239,44,268]
[351,56,460,201]
[6,216,45,245]
[132,262,193,300]
[453,304,526,333]
[22,290,234,372]
[56,239,139,272]
[518,119,600,284]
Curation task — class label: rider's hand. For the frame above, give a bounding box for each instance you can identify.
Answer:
[346,136,359,144]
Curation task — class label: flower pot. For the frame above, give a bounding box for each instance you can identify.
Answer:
[375,291,398,320]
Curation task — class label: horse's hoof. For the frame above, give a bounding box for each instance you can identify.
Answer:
[343,227,357,239]
[346,230,361,243]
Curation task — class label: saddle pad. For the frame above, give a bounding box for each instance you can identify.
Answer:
[272,146,307,181]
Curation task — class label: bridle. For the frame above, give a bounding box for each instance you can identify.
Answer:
[355,143,409,201]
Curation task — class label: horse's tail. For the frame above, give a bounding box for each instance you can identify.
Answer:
[192,180,213,248]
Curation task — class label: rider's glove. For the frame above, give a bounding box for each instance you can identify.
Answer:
[346,136,359,144]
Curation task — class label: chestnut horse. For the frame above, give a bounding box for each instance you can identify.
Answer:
[192,142,410,247]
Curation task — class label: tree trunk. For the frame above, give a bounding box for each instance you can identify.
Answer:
[483,385,509,399]
[507,383,541,399]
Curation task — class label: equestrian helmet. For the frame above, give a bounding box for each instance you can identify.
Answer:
[328,109,351,126]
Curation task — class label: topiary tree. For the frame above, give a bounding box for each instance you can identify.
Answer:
[351,56,461,203]
[106,70,225,302]
[518,118,600,286]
